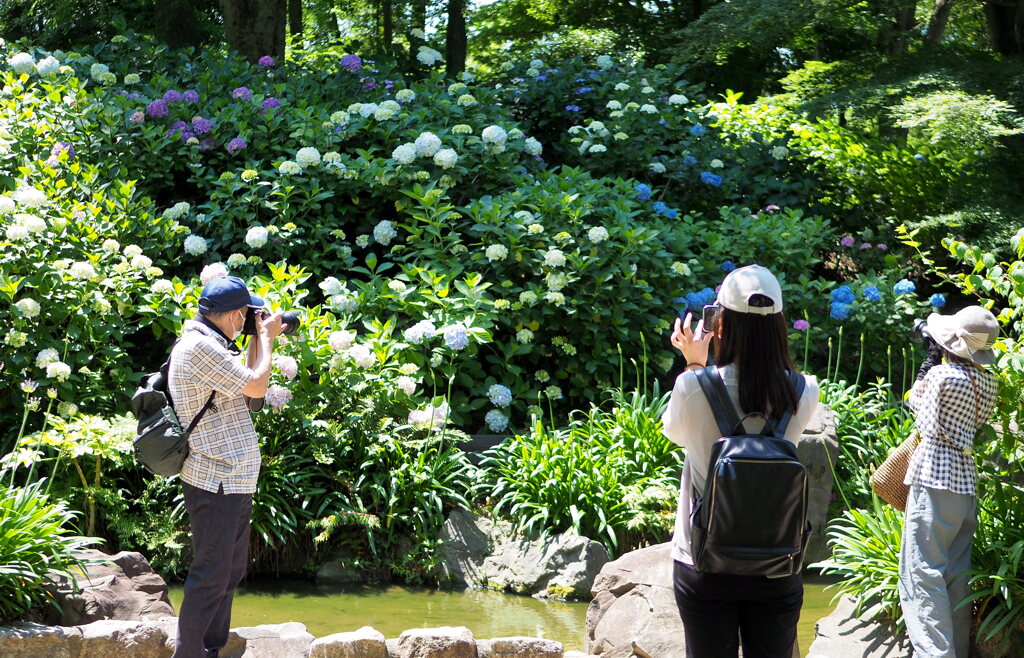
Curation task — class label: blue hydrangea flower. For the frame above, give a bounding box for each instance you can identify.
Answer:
[634,183,652,202]
[685,287,717,311]
[535,75,547,81]
[683,156,697,166]
[576,87,593,94]
[722,261,736,272]
[565,105,581,112]
[690,125,707,137]
[863,286,882,302]
[930,293,946,308]
[653,201,669,215]
[487,384,513,407]
[485,409,509,433]
[893,279,916,295]
[666,208,678,219]
[700,172,723,187]
[830,285,856,305]
[444,325,470,350]
[830,302,852,321]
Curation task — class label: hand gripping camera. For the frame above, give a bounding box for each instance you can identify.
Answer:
[242,308,301,336]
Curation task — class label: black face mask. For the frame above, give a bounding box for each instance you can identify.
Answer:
[196,313,241,354]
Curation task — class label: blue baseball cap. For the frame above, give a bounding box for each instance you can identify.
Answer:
[198,276,264,314]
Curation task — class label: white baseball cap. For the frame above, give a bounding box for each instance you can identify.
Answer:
[717,264,784,315]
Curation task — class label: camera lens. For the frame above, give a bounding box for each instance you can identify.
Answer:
[281,310,301,336]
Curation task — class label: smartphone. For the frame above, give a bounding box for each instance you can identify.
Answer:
[702,304,720,334]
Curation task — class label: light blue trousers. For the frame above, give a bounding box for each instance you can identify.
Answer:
[898,484,976,658]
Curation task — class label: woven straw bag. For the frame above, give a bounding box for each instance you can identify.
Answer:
[870,433,919,512]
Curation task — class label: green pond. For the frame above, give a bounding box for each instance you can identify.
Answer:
[169,576,837,655]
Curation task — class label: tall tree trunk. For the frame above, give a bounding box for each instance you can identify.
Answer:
[691,0,703,19]
[925,0,955,46]
[220,0,287,62]
[446,0,466,77]
[382,0,394,53]
[985,0,1024,55]
[289,0,303,39]
[877,0,918,54]
[154,0,203,49]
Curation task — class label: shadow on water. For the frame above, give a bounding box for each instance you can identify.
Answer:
[169,574,840,654]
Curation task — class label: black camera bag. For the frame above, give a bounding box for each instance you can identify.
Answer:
[131,341,214,476]
[689,366,810,576]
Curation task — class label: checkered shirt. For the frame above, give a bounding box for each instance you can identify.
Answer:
[905,362,997,495]
[169,320,259,494]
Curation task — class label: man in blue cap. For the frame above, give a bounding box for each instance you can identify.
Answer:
[169,275,286,658]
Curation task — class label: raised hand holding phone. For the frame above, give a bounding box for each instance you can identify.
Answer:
[670,311,713,368]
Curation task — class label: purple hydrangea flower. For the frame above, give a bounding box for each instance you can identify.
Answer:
[183,89,200,103]
[126,92,142,101]
[363,80,378,90]
[877,243,889,251]
[170,120,189,133]
[258,55,275,67]
[146,99,169,118]
[262,97,281,111]
[191,116,213,135]
[129,111,145,125]
[565,105,581,112]
[793,319,811,331]
[384,79,394,90]
[181,131,195,141]
[226,137,247,154]
[341,54,362,72]
[859,242,873,250]
[765,204,780,213]
[163,89,183,103]
[840,235,856,247]
[576,86,593,94]
[199,138,217,152]
[51,141,75,160]
[232,86,253,100]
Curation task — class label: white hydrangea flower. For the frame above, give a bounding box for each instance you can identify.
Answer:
[131,254,153,270]
[13,186,47,208]
[265,385,293,410]
[388,279,407,293]
[606,100,622,111]
[545,291,566,306]
[328,330,356,351]
[9,52,36,75]
[36,348,60,368]
[69,261,97,279]
[330,110,350,124]
[527,223,544,234]
[46,361,72,382]
[433,148,458,169]
[615,82,630,91]
[481,125,508,146]
[641,86,655,94]
[772,146,789,159]
[519,290,538,305]
[123,72,141,85]
[164,201,190,220]
[183,235,207,256]
[200,262,228,284]
[710,159,724,168]
[452,124,473,135]
[649,162,667,173]
[374,105,397,121]
[596,54,614,69]
[544,249,566,267]
[36,56,60,76]
[485,244,508,262]
[373,220,397,246]
[414,132,442,157]
[486,385,512,410]
[17,213,46,233]
[457,94,477,107]
[545,385,563,400]
[523,137,543,156]
[516,328,534,344]
[614,132,628,140]
[640,104,658,114]
[669,94,688,105]
[296,147,322,168]
[100,238,119,253]
[403,319,437,344]
[392,143,417,164]
[15,298,40,318]
[355,235,370,248]
[417,46,443,66]
[89,63,109,80]
[0,197,15,213]
[348,344,376,368]
[396,88,416,102]
[529,58,545,69]
[279,160,301,175]
[274,355,299,380]
[410,27,427,39]
[124,244,143,258]
[448,82,467,95]
[226,253,246,268]
[396,376,417,395]
[671,261,691,276]
[588,144,607,153]
[588,226,609,243]
[526,67,540,76]
[545,272,568,291]
[485,409,509,433]
[357,103,379,118]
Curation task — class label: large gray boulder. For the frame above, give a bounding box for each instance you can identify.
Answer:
[438,509,608,600]
[49,550,174,626]
[477,636,562,657]
[310,626,387,658]
[77,619,172,657]
[222,622,314,658]
[807,596,910,657]
[798,404,840,565]
[395,626,477,658]
[0,622,86,658]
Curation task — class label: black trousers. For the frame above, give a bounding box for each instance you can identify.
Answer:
[172,482,253,658]
[673,560,803,658]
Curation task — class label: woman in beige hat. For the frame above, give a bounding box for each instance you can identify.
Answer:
[899,305,1000,657]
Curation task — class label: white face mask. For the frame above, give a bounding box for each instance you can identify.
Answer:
[230,309,245,340]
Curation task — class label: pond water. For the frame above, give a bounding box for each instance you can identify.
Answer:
[168,576,837,654]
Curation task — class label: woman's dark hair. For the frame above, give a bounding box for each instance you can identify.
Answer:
[713,295,799,420]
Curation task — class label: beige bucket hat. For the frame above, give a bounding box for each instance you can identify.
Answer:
[926,305,999,365]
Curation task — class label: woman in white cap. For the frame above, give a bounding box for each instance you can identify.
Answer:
[663,264,820,657]
[899,305,999,657]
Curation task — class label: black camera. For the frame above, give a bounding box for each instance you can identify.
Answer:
[242,308,301,336]
[911,318,932,343]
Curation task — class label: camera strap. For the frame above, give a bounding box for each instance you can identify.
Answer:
[196,314,241,354]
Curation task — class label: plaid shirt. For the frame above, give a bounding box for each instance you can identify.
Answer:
[169,320,259,494]
[905,362,997,495]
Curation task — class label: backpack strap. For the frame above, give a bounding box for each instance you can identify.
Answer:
[185,391,217,434]
[771,370,806,438]
[695,366,742,436]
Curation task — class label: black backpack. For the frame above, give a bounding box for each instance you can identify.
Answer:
[689,366,810,577]
[131,341,214,477]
